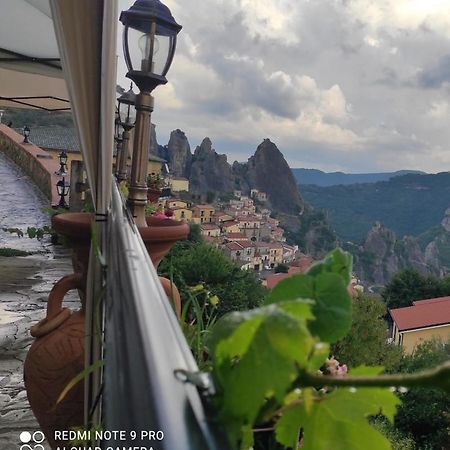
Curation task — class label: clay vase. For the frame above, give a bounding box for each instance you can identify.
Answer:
[24,273,86,450]
[141,215,190,267]
[24,212,188,449]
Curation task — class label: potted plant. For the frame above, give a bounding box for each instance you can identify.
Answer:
[147,173,164,202]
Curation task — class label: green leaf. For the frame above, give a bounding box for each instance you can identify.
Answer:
[307,248,353,285]
[56,359,104,405]
[240,425,254,450]
[210,310,265,361]
[264,250,352,343]
[306,342,330,373]
[350,366,385,376]
[265,274,314,305]
[309,272,352,343]
[211,302,315,442]
[276,387,400,450]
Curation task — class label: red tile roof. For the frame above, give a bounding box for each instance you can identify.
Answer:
[193,204,215,209]
[390,297,450,331]
[226,242,242,251]
[200,223,220,230]
[412,296,450,306]
[223,220,239,228]
[224,232,247,240]
[266,273,291,289]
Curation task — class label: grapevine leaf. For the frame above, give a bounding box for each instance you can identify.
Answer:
[306,248,353,285]
[350,366,385,376]
[306,342,330,372]
[210,310,265,360]
[309,272,352,343]
[240,425,254,450]
[265,274,314,305]
[276,387,400,450]
[211,302,314,441]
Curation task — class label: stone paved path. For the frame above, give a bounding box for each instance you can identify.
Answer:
[0,152,80,450]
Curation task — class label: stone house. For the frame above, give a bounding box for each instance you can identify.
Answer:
[191,204,215,224]
[171,206,192,222]
[166,199,188,209]
[237,215,261,239]
[200,223,221,237]
[221,220,240,234]
[167,176,189,192]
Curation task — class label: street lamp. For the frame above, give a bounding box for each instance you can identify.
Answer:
[23,126,30,144]
[116,84,137,181]
[120,0,182,226]
[56,150,68,175]
[56,177,70,209]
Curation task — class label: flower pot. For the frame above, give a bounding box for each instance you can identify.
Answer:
[147,187,161,203]
[24,273,85,450]
[25,212,188,448]
[141,215,189,267]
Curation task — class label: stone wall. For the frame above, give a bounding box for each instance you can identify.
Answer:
[0,125,60,206]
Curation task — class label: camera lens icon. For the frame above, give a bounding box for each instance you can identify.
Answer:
[19,431,45,450]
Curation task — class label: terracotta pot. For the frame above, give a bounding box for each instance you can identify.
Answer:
[24,273,85,450]
[159,276,182,318]
[24,213,188,448]
[141,216,190,267]
[147,187,161,203]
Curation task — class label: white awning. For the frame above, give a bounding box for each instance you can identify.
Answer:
[0,0,70,110]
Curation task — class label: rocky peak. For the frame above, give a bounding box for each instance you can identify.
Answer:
[166,129,192,177]
[194,137,214,157]
[245,139,304,214]
[441,207,450,232]
[189,137,234,194]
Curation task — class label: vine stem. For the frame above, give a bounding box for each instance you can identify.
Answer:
[296,360,450,392]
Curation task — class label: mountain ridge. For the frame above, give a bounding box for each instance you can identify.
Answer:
[292,168,426,187]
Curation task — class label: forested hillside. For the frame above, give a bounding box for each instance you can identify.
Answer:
[301,172,450,241]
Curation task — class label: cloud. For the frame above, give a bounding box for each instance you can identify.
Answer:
[418,54,450,88]
[119,0,450,173]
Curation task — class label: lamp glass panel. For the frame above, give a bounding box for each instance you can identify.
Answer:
[126,26,171,76]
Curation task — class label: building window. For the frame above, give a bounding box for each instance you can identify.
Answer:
[181,211,185,218]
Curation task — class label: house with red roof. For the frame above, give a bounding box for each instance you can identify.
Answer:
[389,296,450,353]
[200,223,221,237]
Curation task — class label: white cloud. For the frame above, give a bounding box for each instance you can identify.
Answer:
[119,0,450,172]
[426,100,449,119]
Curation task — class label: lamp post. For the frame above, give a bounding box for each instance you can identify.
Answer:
[116,84,137,182]
[23,126,30,144]
[120,0,182,226]
[56,150,68,175]
[56,177,70,208]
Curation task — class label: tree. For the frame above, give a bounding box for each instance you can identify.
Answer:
[274,263,289,273]
[381,269,447,309]
[206,190,216,203]
[331,295,402,370]
[158,240,266,317]
[389,339,450,450]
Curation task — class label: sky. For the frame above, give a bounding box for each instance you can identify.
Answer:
[117,0,450,173]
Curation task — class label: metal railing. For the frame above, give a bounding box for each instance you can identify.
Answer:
[103,181,229,449]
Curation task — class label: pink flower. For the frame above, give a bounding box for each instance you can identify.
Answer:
[153,212,169,219]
